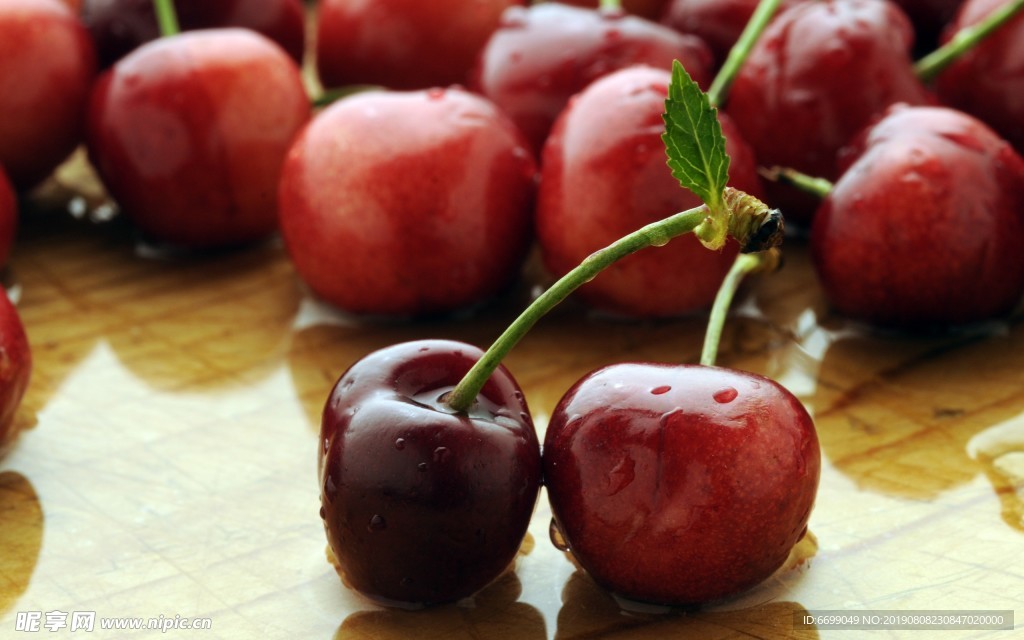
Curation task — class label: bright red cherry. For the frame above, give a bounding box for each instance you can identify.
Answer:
[278,87,536,317]
[81,0,306,68]
[725,0,932,225]
[319,339,541,606]
[0,0,96,191]
[536,65,763,318]
[470,3,713,153]
[544,363,820,605]
[86,29,310,249]
[317,0,523,91]
[811,104,1024,326]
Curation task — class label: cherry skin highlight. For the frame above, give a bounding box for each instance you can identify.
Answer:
[469,3,713,153]
[811,104,1024,327]
[0,0,96,191]
[725,0,932,224]
[86,28,310,249]
[278,87,536,317]
[536,65,763,318]
[319,339,541,606]
[543,363,820,605]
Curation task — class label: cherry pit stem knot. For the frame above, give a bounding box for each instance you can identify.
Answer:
[445,188,782,414]
[152,0,181,37]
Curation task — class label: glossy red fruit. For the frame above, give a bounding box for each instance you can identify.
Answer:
[278,88,536,317]
[82,0,306,68]
[536,65,763,318]
[86,29,310,249]
[319,339,541,606]
[0,290,32,458]
[935,0,1024,155]
[0,169,16,269]
[0,0,96,191]
[811,105,1024,327]
[554,0,671,20]
[659,0,805,67]
[544,363,820,605]
[317,0,522,91]
[726,0,932,224]
[470,3,713,153]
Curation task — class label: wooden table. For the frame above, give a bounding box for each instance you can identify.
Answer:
[1,156,1022,639]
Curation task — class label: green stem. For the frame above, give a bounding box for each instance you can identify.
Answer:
[915,0,1024,82]
[707,0,783,107]
[760,166,833,198]
[700,250,778,366]
[599,0,623,12]
[446,205,708,413]
[152,0,181,37]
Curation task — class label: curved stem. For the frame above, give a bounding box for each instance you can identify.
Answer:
[152,0,181,37]
[759,166,833,198]
[700,250,778,367]
[446,205,708,413]
[915,0,1024,83]
[707,0,783,107]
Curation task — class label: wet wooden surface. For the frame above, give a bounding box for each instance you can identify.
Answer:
[1,155,1023,639]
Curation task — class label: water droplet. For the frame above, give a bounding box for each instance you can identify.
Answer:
[433,447,451,463]
[394,438,406,450]
[714,387,739,403]
[426,87,446,100]
[368,515,386,532]
[324,474,338,503]
[651,385,671,395]
[418,346,430,352]
[549,518,569,551]
[417,462,428,472]
[604,28,622,42]
[318,506,326,520]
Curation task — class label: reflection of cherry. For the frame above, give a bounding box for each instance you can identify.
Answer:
[0,0,96,191]
[0,473,44,616]
[544,363,819,605]
[319,340,541,606]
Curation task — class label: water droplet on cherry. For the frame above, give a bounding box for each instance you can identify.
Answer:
[651,385,671,395]
[426,88,446,100]
[549,518,569,551]
[394,438,406,450]
[714,387,739,403]
[319,506,326,520]
[417,462,428,472]
[433,447,450,463]
[368,515,387,532]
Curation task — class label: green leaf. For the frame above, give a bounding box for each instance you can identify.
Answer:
[662,60,730,213]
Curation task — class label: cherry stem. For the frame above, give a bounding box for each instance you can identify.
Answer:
[599,0,623,12]
[445,205,708,414]
[707,0,783,107]
[700,250,779,367]
[915,0,1024,82]
[759,166,834,199]
[152,0,181,37]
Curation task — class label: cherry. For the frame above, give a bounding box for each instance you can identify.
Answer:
[0,0,97,191]
[0,290,32,458]
[544,362,820,605]
[316,0,522,91]
[0,169,16,269]
[81,0,306,68]
[536,65,763,318]
[86,28,310,249]
[469,3,713,153]
[659,0,805,67]
[934,0,1024,155]
[278,87,536,317]
[811,104,1024,326]
[725,0,932,224]
[319,339,541,607]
